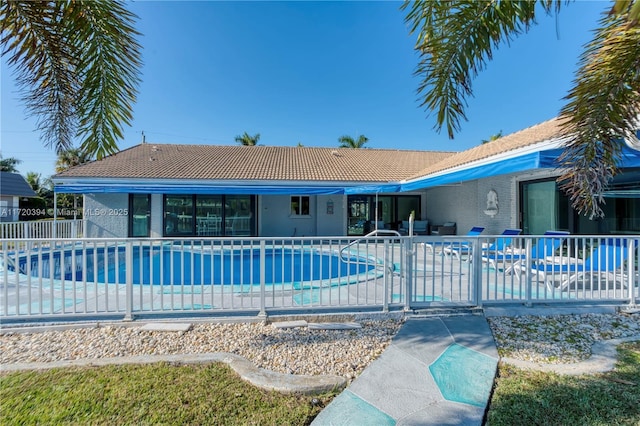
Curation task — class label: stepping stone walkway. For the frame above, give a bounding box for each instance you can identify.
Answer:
[139,322,193,332]
[271,321,363,330]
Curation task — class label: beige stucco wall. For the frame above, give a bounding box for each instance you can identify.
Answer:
[259,195,346,237]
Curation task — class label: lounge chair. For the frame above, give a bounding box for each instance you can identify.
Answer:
[531,238,631,291]
[443,228,521,260]
[486,230,570,271]
[423,226,484,254]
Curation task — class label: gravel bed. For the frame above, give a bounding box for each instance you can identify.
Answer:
[0,320,402,380]
[2,313,639,378]
[487,312,640,363]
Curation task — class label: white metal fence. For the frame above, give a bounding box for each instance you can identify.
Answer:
[0,234,638,323]
[0,219,83,240]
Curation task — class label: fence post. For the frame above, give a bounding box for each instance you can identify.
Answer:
[124,241,134,321]
[524,237,533,306]
[404,237,413,312]
[627,238,637,309]
[382,239,390,312]
[472,238,483,307]
[258,240,267,320]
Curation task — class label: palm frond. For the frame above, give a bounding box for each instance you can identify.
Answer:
[1,1,78,152]
[558,11,640,218]
[402,0,562,138]
[69,0,142,159]
[0,0,142,159]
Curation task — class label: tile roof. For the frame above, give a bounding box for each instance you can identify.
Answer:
[55,144,456,182]
[55,117,574,186]
[406,116,570,180]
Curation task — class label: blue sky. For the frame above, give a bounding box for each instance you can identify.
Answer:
[1,0,607,178]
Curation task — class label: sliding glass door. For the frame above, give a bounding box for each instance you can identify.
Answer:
[347,195,421,236]
[164,194,255,237]
[520,174,640,234]
[129,194,150,237]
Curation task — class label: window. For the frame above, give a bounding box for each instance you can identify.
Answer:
[164,195,193,236]
[290,196,310,216]
[196,195,223,236]
[347,195,420,235]
[163,194,255,236]
[129,194,150,237]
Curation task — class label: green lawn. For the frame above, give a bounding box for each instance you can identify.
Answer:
[0,362,335,425]
[2,342,638,425]
[486,341,640,425]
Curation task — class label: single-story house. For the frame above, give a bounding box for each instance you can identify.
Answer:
[52,117,640,238]
[0,172,37,222]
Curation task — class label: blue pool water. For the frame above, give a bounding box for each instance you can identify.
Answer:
[13,244,374,286]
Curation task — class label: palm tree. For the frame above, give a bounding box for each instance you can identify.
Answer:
[25,172,43,194]
[235,132,261,146]
[402,1,640,219]
[338,134,369,148]
[55,148,93,173]
[0,1,142,159]
[481,131,503,145]
[0,156,22,173]
[26,171,53,198]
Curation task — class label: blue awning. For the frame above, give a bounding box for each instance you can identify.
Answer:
[344,183,401,194]
[401,150,551,192]
[401,144,640,192]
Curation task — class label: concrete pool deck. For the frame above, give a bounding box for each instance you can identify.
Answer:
[312,314,499,425]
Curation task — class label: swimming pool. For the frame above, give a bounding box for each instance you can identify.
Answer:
[12,243,377,286]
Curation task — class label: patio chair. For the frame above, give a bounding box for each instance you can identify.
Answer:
[432,222,457,236]
[398,220,410,235]
[413,220,429,235]
[531,238,631,292]
[374,221,386,230]
[423,226,484,254]
[486,230,570,271]
[398,219,428,235]
[443,228,521,260]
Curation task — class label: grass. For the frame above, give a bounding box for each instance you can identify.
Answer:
[486,341,640,426]
[2,342,639,425]
[0,362,336,425]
